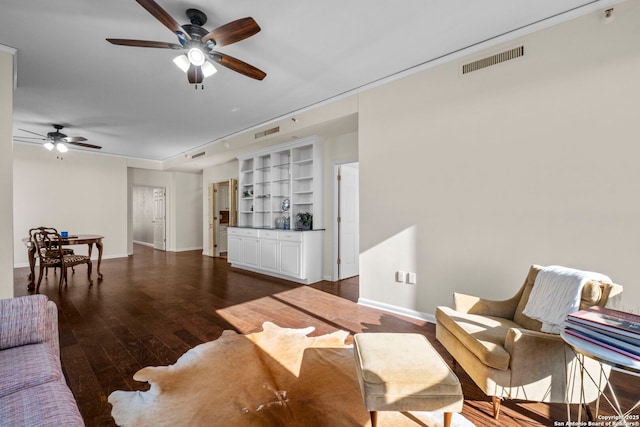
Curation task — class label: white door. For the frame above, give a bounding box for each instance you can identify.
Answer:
[153,188,166,250]
[209,183,218,257]
[338,163,359,279]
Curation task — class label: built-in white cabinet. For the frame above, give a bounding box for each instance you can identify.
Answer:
[238,136,323,230]
[227,227,323,284]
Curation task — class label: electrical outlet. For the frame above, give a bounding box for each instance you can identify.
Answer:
[395,271,405,283]
[407,272,417,284]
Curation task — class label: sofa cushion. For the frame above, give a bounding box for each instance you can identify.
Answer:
[0,295,49,349]
[0,381,84,427]
[436,306,516,370]
[513,265,607,331]
[0,343,62,398]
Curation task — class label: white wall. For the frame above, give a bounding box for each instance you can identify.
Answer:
[173,172,203,251]
[358,3,640,319]
[0,50,14,298]
[13,144,129,267]
[132,186,154,244]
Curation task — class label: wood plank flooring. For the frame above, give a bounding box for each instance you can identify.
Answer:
[13,244,638,426]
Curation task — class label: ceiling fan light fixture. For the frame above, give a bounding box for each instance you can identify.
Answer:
[173,54,191,72]
[202,61,217,77]
[43,142,55,151]
[56,142,69,153]
[187,47,206,66]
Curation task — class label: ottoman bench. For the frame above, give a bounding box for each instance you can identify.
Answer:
[353,333,463,427]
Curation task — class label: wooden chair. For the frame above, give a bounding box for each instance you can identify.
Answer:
[29,227,75,278]
[31,228,93,292]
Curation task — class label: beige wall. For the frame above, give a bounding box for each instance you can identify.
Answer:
[358,2,640,318]
[0,51,14,298]
[13,144,129,268]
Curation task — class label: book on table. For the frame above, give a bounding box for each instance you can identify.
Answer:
[566,306,640,347]
[564,324,640,360]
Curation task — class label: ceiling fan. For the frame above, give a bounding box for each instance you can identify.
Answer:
[14,124,102,152]
[106,0,266,86]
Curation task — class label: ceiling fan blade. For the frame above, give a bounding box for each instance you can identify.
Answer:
[67,141,102,150]
[202,17,260,46]
[107,39,182,49]
[187,65,204,84]
[209,52,266,80]
[13,138,44,144]
[135,0,191,41]
[14,136,46,140]
[62,136,88,143]
[18,128,46,137]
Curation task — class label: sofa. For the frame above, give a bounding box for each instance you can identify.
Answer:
[436,264,623,418]
[0,294,84,426]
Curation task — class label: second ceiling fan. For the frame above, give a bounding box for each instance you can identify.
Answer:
[107,0,266,85]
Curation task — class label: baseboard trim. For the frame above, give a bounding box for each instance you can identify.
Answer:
[357,298,435,324]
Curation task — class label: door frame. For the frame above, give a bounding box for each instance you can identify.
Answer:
[332,161,360,281]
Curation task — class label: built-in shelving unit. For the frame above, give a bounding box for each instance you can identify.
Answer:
[237,136,323,229]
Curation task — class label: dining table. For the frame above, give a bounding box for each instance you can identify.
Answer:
[23,234,104,291]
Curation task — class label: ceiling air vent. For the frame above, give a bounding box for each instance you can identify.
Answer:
[255,126,280,139]
[462,46,524,75]
[191,151,206,159]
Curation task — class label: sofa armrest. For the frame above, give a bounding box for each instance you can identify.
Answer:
[453,292,521,318]
[0,295,58,355]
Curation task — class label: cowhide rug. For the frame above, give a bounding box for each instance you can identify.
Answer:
[109,322,475,426]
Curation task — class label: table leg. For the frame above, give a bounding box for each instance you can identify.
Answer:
[27,246,36,291]
[96,240,103,280]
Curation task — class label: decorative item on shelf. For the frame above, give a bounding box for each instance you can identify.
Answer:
[275,216,286,229]
[296,212,313,230]
[284,215,290,230]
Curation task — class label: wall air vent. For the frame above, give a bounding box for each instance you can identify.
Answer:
[254,126,280,139]
[462,46,524,75]
[191,151,206,159]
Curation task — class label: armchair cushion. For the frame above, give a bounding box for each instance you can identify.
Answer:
[436,307,514,370]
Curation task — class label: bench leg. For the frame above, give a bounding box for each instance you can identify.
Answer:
[444,412,452,427]
[370,410,377,427]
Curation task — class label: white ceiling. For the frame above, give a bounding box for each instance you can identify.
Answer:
[2,0,614,168]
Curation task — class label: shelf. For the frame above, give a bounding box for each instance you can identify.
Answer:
[237,137,323,228]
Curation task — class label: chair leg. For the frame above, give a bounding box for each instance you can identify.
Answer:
[87,261,93,285]
[370,411,377,427]
[492,396,501,419]
[444,412,452,427]
[58,268,65,292]
[36,267,45,292]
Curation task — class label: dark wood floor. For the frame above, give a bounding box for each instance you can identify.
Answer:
[14,245,637,426]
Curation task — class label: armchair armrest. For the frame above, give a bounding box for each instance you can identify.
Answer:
[454,292,521,318]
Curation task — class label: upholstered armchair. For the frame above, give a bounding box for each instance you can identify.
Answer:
[435,265,623,419]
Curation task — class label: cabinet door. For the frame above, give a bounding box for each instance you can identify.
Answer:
[259,239,278,272]
[228,236,242,264]
[242,238,260,267]
[279,241,302,278]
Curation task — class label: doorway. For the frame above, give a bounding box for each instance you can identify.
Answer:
[132,185,166,250]
[152,188,166,250]
[208,179,237,257]
[333,162,359,280]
